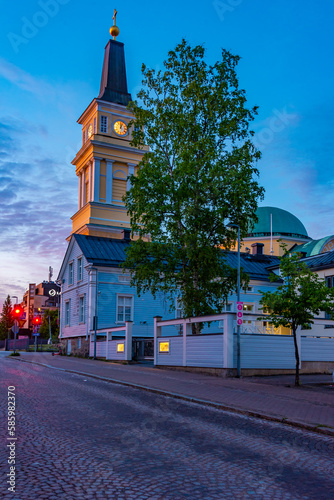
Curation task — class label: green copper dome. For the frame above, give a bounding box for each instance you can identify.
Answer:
[292,236,334,257]
[248,207,309,239]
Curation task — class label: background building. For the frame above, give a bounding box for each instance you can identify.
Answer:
[21,279,60,337]
[240,206,311,256]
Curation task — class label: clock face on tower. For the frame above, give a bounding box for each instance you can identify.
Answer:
[87,124,93,138]
[113,120,127,136]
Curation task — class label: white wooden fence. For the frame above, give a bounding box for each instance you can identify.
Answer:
[89,322,133,361]
[154,314,334,370]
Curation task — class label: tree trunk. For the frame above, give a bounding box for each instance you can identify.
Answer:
[292,325,300,386]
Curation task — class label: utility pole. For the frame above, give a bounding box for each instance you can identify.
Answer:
[227,224,241,377]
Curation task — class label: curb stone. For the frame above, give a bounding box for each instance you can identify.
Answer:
[8,356,334,438]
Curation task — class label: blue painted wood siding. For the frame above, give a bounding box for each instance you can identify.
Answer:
[61,241,89,339]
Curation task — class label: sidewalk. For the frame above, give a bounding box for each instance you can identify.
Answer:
[8,352,334,436]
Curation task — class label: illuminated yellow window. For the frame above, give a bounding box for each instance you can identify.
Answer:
[117,343,124,353]
[159,341,170,353]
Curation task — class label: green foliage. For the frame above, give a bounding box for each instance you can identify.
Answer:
[123,40,263,321]
[0,295,13,340]
[260,251,334,384]
[39,309,59,341]
[260,252,334,331]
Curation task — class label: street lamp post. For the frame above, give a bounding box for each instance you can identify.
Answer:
[55,279,62,345]
[227,224,241,378]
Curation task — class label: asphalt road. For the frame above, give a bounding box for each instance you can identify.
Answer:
[1,356,333,500]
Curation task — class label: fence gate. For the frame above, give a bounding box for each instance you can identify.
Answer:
[133,339,154,361]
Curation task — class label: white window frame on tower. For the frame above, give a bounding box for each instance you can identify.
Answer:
[100,115,108,133]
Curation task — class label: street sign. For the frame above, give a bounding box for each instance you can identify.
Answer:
[11,324,19,334]
[32,333,40,336]
[236,301,243,326]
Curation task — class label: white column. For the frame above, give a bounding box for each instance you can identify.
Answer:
[91,158,101,202]
[87,162,92,202]
[125,321,133,361]
[154,316,162,366]
[80,171,85,207]
[78,173,82,210]
[127,163,136,191]
[223,313,234,368]
[106,160,114,204]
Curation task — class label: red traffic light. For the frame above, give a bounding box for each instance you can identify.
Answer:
[32,316,42,326]
[12,305,24,319]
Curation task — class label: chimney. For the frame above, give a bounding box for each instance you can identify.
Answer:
[122,229,131,242]
[251,242,264,255]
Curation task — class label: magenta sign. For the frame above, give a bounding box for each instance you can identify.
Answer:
[237,301,243,326]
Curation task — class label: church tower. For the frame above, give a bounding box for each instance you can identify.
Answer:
[70,13,147,239]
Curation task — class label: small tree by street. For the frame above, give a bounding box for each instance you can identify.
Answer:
[259,251,334,386]
[0,295,14,340]
[39,309,59,342]
[123,40,263,329]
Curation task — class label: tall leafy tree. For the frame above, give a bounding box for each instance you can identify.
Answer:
[124,40,264,329]
[39,309,59,342]
[0,295,14,340]
[260,252,334,386]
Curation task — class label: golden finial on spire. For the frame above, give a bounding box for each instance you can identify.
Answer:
[110,9,120,40]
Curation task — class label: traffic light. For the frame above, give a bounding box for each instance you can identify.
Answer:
[32,316,42,326]
[12,305,24,320]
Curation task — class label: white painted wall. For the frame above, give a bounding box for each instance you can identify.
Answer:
[234,334,295,369]
[156,337,183,366]
[156,335,224,368]
[107,340,126,360]
[301,336,334,362]
[186,335,224,367]
[90,341,107,358]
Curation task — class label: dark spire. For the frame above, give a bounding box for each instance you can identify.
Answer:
[98,40,132,106]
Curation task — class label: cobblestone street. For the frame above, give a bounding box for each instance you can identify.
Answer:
[1,356,333,500]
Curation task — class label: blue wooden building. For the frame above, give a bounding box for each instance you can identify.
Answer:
[58,231,280,356]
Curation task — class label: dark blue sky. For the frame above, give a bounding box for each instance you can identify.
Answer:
[1,0,334,306]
